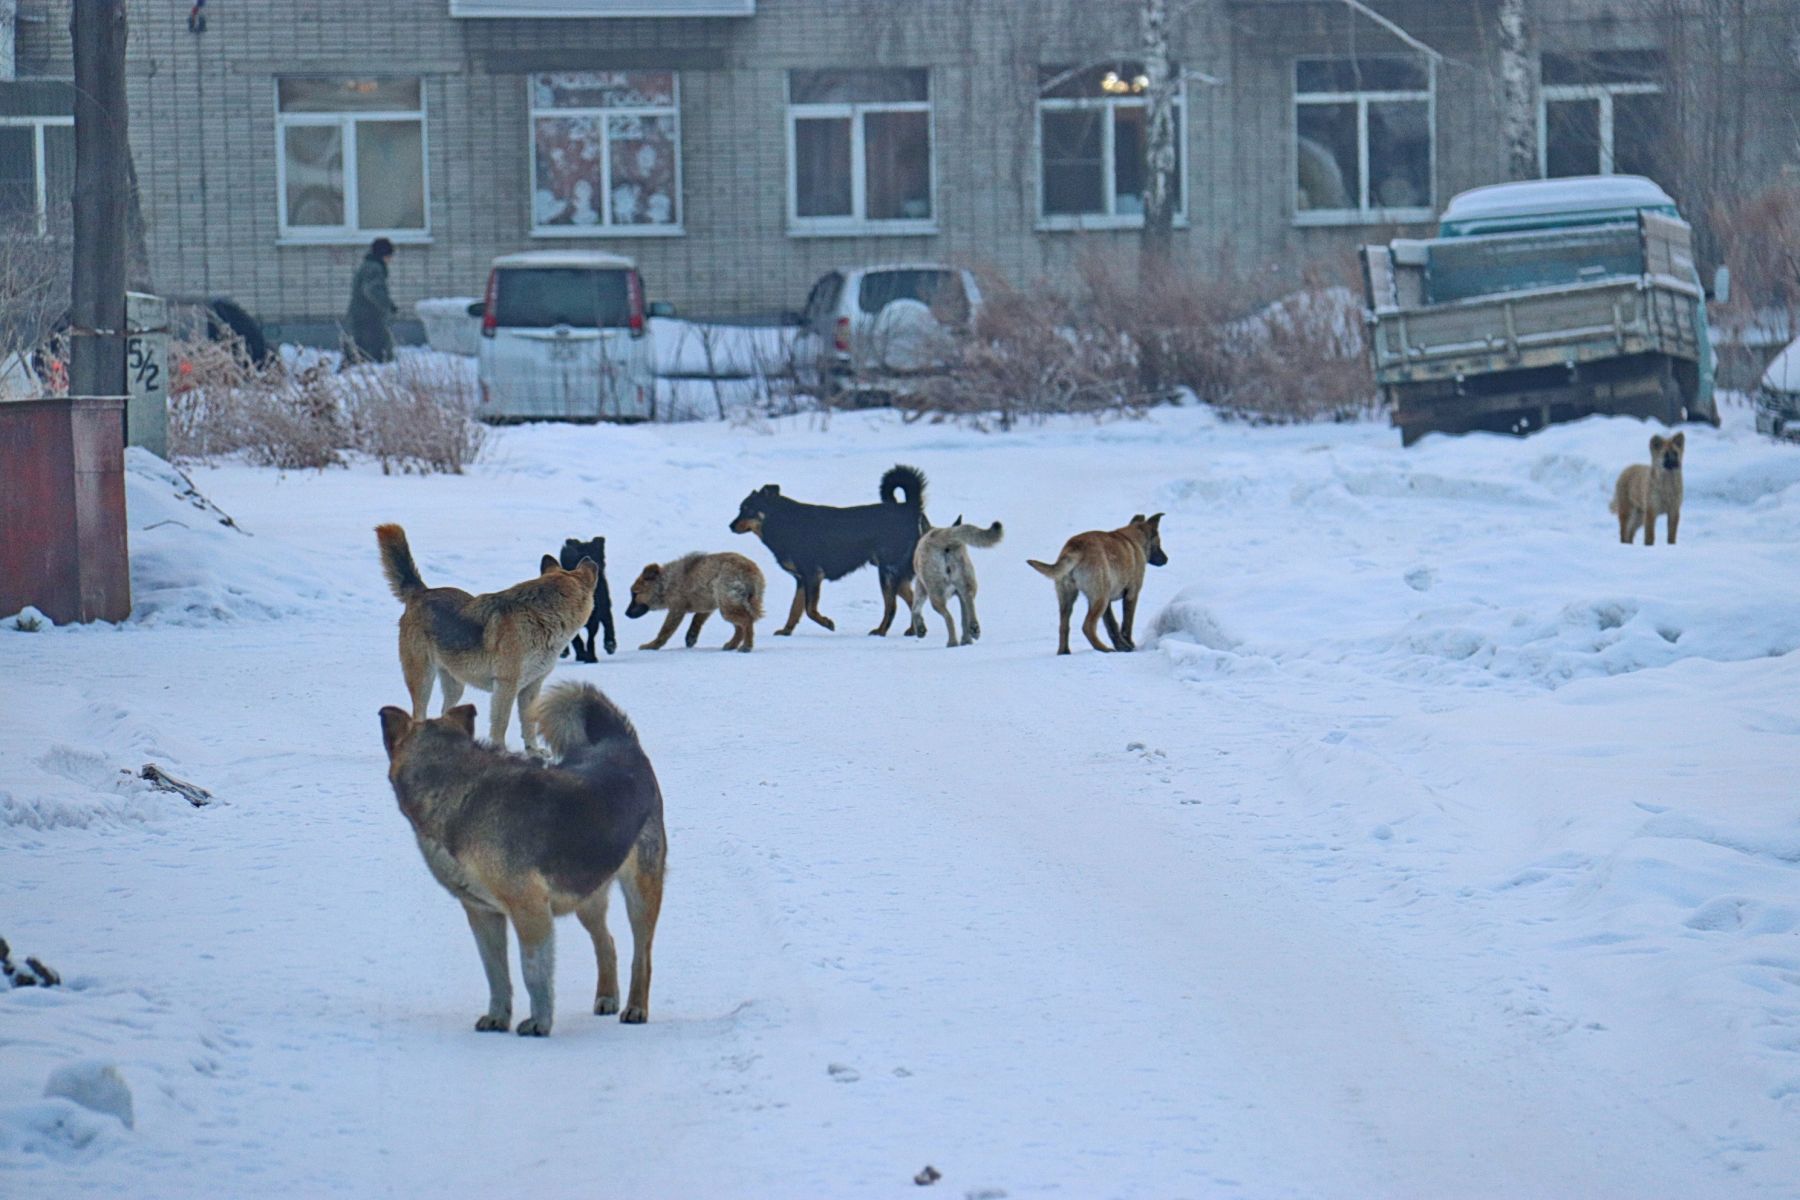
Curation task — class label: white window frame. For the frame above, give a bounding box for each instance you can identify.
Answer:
[1035,77,1188,231]
[1538,79,1661,177]
[275,78,431,245]
[785,72,935,238]
[528,72,684,238]
[0,116,74,236]
[1293,56,1435,227]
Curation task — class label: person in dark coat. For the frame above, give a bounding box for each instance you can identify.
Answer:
[344,237,398,365]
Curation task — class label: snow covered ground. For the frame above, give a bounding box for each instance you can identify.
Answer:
[3,396,1798,1197]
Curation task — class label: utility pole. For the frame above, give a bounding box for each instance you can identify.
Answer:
[69,0,129,401]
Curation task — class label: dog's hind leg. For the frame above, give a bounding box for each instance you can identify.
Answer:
[1054,580,1077,655]
[1081,593,1113,653]
[437,669,466,713]
[1643,505,1658,546]
[617,853,663,1024]
[574,888,620,1016]
[684,611,711,648]
[871,573,901,636]
[805,576,835,631]
[929,589,959,647]
[776,581,805,636]
[1119,586,1140,650]
[897,578,921,637]
[463,903,513,1032]
[906,579,929,638]
[501,883,556,1036]
[958,587,979,645]
[402,637,434,719]
[514,676,546,752]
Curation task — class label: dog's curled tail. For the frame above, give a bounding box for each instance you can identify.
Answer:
[1027,551,1075,580]
[880,464,927,510]
[946,520,1004,550]
[533,682,640,758]
[375,523,427,600]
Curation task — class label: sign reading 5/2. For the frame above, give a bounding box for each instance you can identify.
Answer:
[127,336,163,393]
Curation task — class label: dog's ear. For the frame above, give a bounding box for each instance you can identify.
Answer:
[1147,512,1164,527]
[1671,431,1686,449]
[594,537,606,554]
[379,706,413,759]
[1131,513,1145,525]
[761,484,780,496]
[640,563,662,579]
[563,537,581,549]
[1649,434,1666,455]
[441,705,478,739]
[953,513,963,526]
[540,553,560,574]
[574,556,600,582]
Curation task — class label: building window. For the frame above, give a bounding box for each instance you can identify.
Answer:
[276,77,427,241]
[1540,51,1665,181]
[1294,56,1433,224]
[1038,63,1184,228]
[531,72,682,235]
[0,116,75,236]
[786,69,933,234]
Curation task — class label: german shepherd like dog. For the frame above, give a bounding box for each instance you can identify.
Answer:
[1610,431,1686,545]
[556,536,616,661]
[907,516,1003,647]
[379,683,666,1036]
[729,464,928,637]
[376,524,596,751]
[1027,513,1168,655]
[625,552,766,653]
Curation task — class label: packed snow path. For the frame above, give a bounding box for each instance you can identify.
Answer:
[4,403,1798,1197]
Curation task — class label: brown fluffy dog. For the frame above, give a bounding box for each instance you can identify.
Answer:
[379,682,665,1036]
[376,524,596,750]
[1027,513,1168,655]
[625,552,765,653]
[1610,431,1686,545]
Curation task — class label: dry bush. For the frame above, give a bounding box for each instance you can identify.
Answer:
[0,208,70,386]
[1711,178,1800,330]
[903,256,1374,426]
[168,342,483,475]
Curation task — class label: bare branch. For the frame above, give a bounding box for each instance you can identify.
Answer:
[1335,0,1444,62]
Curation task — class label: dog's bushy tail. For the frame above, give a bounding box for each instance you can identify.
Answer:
[375,524,426,600]
[944,520,1004,550]
[1027,550,1076,580]
[533,682,640,758]
[881,464,927,509]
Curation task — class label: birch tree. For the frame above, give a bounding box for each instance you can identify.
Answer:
[1139,0,1179,269]
[1498,0,1537,179]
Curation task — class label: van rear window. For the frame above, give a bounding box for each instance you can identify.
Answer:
[857,270,969,323]
[494,268,632,328]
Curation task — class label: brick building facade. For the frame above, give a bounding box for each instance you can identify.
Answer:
[5,0,1797,338]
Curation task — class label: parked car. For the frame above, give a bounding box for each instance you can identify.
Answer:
[1755,335,1800,441]
[466,250,673,422]
[790,263,981,404]
[1360,175,1723,445]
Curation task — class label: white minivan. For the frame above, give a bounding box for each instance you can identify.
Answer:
[468,251,672,422]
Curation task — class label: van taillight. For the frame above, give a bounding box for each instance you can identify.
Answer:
[629,272,646,339]
[481,270,498,338]
[834,316,850,353]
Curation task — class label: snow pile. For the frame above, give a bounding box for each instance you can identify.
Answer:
[123,450,343,626]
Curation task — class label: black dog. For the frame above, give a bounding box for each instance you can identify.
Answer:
[730,465,927,637]
[556,536,616,661]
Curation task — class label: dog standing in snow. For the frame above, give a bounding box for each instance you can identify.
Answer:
[1027,513,1168,655]
[907,517,1003,647]
[1610,431,1685,545]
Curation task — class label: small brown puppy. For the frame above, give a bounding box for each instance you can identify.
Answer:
[625,552,766,652]
[376,524,596,750]
[1610,431,1686,545]
[1027,513,1168,655]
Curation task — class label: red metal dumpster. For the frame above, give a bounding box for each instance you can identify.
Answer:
[0,396,132,624]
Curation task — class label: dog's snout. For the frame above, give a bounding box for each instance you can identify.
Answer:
[1149,548,1169,567]
[624,600,647,619]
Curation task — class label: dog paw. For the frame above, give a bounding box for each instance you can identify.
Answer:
[774,627,794,636]
[603,639,617,655]
[559,647,571,659]
[594,995,620,1016]
[475,1014,510,1032]
[619,1006,648,1025]
[638,642,660,651]
[515,1017,552,1037]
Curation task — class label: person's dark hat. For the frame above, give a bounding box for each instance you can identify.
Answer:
[369,237,396,259]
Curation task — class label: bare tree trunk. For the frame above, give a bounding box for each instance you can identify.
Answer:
[69,0,128,401]
[1498,0,1536,180]
[1140,0,1178,270]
